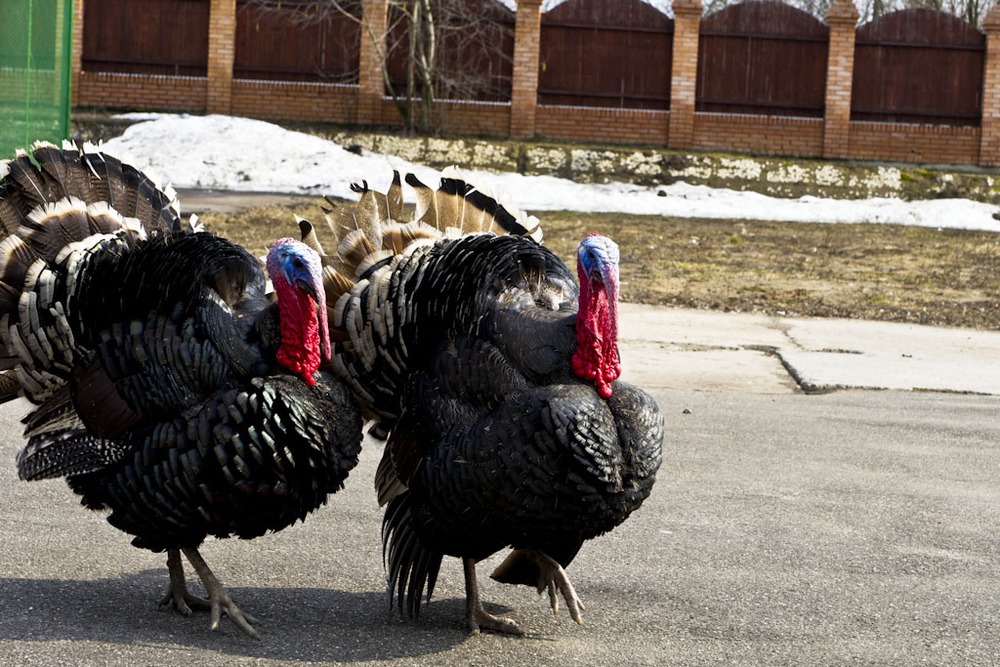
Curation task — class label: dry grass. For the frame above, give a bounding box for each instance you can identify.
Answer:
[199,202,1000,331]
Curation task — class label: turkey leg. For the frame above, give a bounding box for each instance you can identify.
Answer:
[159,548,211,616]
[182,546,260,639]
[463,557,524,635]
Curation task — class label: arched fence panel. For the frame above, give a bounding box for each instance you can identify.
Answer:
[852,9,984,126]
[81,0,209,76]
[539,0,673,110]
[697,1,828,117]
[234,1,361,84]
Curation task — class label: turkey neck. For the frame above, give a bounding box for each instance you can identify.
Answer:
[571,259,620,399]
[274,280,322,386]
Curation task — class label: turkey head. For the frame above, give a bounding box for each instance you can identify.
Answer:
[266,238,330,385]
[571,234,621,399]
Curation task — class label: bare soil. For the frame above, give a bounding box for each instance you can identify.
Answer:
[199,201,1000,331]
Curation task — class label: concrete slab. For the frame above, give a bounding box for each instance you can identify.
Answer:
[621,303,1000,396]
[620,303,788,350]
[780,318,1000,394]
[620,342,797,394]
[620,304,797,394]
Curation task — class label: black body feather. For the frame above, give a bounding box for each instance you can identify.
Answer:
[0,143,362,561]
[324,174,663,624]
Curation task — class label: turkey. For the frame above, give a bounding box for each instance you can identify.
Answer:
[0,143,363,638]
[300,170,663,634]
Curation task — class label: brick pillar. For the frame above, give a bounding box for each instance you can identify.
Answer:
[510,0,543,139]
[980,8,1000,166]
[71,0,84,107]
[358,0,389,125]
[206,0,236,115]
[823,0,858,160]
[668,0,702,149]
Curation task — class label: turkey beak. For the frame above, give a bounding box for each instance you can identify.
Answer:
[296,278,331,362]
[591,262,620,326]
[296,278,320,302]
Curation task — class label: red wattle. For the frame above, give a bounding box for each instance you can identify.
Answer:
[572,269,620,398]
[274,276,322,385]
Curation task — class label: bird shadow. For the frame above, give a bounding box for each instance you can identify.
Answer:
[0,569,545,661]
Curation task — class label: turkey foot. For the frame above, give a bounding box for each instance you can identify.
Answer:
[463,557,525,636]
[159,549,211,617]
[182,547,260,639]
[523,548,586,624]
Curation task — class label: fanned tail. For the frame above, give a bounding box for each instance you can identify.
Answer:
[0,143,194,402]
[406,167,542,241]
[296,167,544,343]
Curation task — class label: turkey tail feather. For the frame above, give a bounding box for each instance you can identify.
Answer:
[383,493,443,618]
[0,144,194,403]
[303,168,544,342]
[0,371,20,403]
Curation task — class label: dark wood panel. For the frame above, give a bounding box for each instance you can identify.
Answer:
[385,0,514,102]
[82,0,209,76]
[538,0,672,109]
[852,9,984,125]
[234,1,360,83]
[696,3,828,117]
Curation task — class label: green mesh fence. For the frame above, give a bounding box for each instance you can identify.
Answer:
[0,0,73,159]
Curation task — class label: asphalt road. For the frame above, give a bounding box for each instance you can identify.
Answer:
[1,385,997,666]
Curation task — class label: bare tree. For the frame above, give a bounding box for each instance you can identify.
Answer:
[385,0,514,132]
[856,0,998,24]
[242,0,513,134]
[703,0,996,25]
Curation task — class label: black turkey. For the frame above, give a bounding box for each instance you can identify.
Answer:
[0,143,362,638]
[301,170,663,634]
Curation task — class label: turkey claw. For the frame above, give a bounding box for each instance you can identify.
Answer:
[534,555,585,625]
[161,549,210,617]
[159,588,210,617]
[469,607,525,636]
[209,595,260,639]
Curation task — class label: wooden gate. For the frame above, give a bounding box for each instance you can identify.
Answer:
[697,2,828,117]
[852,9,984,126]
[81,0,209,76]
[539,0,673,110]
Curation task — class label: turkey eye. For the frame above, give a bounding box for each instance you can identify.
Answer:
[292,258,304,269]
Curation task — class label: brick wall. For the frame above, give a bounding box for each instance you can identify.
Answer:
[510,0,543,138]
[668,0,702,149]
[537,106,669,145]
[71,0,1000,168]
[433,100,513,138]
[980,7,1000,166]
[849,122,981,164]
[231,80,357,123]
[206,0,236,114]
[76,72,208,113]
[822,0,858,158]
[695,113,825,157]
